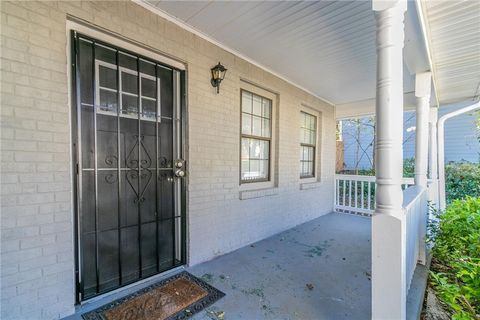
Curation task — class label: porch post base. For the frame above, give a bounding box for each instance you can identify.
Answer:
[372,213,407,319]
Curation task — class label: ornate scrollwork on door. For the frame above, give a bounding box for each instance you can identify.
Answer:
[124,134,155,203]
[104,155,118,167]
[104,173,117,184]
[158,156,172,168]
[126,135,152,170]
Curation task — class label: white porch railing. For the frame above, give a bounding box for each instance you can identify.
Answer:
[403,186,428,291]
[334,174,415,216]
[335,175,434,307]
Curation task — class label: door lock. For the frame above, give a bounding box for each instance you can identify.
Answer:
[174,159,186,177]
[174,159,185,168]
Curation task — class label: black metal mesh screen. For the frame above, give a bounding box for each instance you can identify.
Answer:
[74,33,183,300]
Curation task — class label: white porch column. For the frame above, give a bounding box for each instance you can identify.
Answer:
[414,72,431,188]
[414,72,431,265]
[428,107,439,212]
[428,107,438,181]
[372,0,407,319]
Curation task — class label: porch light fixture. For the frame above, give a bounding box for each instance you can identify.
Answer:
[210,62,227,94]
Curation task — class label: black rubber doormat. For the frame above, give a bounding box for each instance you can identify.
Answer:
[82,271,225,320]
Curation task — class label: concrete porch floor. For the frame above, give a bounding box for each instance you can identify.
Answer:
[67,212,372,320]
[189,212,372,320]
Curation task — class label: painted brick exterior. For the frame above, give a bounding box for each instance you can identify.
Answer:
[0,1,336,319]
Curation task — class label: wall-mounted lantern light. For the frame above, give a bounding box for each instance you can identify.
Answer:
[210,62,227,94]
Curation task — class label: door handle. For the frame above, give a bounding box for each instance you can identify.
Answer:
[174,169,185,177]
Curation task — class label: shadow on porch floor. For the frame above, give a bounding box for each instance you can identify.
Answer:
[189,212,372,320]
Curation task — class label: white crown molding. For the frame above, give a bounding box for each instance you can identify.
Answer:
[132,0,335,107]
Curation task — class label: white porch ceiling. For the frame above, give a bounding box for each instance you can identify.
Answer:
[421,0,480,105]
[141,0,478,107]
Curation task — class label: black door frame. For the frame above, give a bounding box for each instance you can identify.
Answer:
[70,30,187,304]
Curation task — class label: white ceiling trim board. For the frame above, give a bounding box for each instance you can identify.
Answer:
[132,0,335,107]
[415,0,440,107]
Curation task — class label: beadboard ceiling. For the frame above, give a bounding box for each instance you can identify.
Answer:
[141,0,479,107]
[421,0,480,105]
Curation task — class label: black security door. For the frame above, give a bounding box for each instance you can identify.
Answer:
[71,32,186,301]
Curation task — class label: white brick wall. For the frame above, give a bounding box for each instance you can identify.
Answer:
[1,1,336,318]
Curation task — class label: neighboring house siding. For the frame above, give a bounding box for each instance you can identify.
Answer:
[0,1,335,319]
[440,102,479,163]
[340,118,375,170]
[341,102,479,170]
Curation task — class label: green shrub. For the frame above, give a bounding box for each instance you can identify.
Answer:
[403,158,415,178]
[445,162,480,204]
[429,197,480,319]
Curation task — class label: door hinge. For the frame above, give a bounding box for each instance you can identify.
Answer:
[76,163,79,175]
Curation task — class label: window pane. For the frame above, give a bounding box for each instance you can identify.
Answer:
[311,116,317,130]
[141,78,156,99]
[99,65,117,90]
[142,98,156,120]
[262,99,271,118]
[249,139,259,159]
[242,91,252,113]
[300,161,314,177]
[242,159,268,181]
[99,90,117,113]
[242,113,252,135]
[308,162,313,175]
[301,162,307,176]
[301,146,307,161]
[252,116,262,136]
[95,44,116,64]
[262,141,270,159]
[241,138,250,160]
[308,147,314,161]
[250,159,259,175]
[300,145,315,177]
[301,146,314,161]
[241,160,250,175]
[301,112,306,127]
[140,60,155,77]
[241,138,269,182]
[252,95,262,116]
[119,53,137,70]
[260,160,269,178]
[122,72,138,95]
[249,139,269,159]
[300,112,317,145]
[122,94,138,116]
[262,119,271,138]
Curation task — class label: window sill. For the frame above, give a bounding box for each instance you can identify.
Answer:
[239,187,278,200]
[300,181,322,190]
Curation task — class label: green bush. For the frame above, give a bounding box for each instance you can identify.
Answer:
[403,158,415,178]
[429,197,480,319]
[445,162,480,204]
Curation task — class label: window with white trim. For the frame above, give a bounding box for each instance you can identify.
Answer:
[240,90,272,183]
[300,111,317,178]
